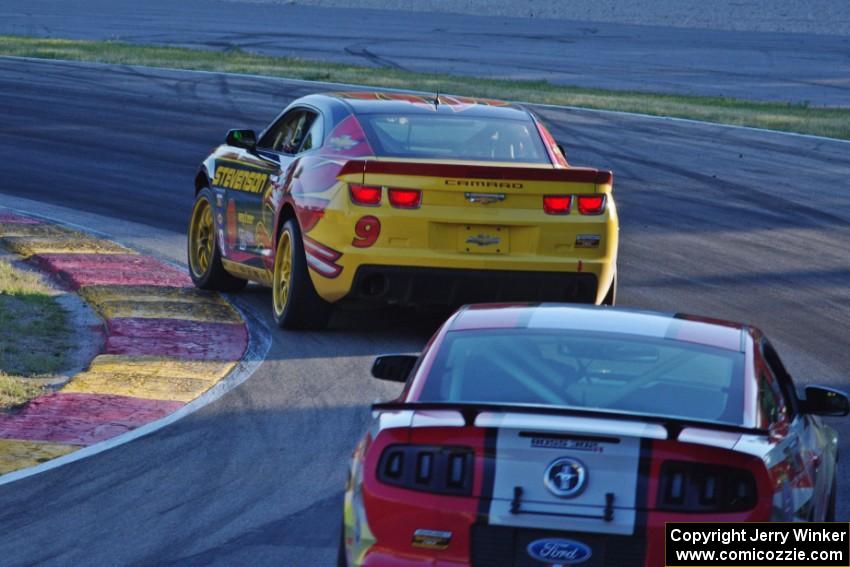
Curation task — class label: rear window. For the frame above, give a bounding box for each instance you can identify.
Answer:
[419,329,745,425]
[357,113,550,163]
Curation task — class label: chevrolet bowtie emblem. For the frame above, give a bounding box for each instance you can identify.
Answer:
[464,192,506,205]
[466,234,500,247]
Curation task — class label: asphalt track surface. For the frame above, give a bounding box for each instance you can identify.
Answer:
[0,57,849,565]
[2,0,850,106]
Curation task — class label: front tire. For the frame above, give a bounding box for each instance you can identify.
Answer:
[187,188,247,292]
[272,219,333,330]
[337,522,348,567]
[826,474,837,521]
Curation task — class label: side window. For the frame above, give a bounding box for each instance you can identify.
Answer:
[758,367,789,429]
[258,109,318,154]
[299,117,323,152]
[762,341,799,417]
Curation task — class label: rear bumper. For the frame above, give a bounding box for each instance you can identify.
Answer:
[470,524,646,566]
[345,265,598,305]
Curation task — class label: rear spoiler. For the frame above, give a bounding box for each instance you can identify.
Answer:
[339,160,613,185]
[371,402,767,441]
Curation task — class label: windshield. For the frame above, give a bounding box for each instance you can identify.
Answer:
[419,329,745,426]
[357,113,550,163]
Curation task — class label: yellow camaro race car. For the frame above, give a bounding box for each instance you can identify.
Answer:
[188,92,618,329]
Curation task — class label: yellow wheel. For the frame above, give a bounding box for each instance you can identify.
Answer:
[187,188,247,291]
[273,229,293,318]
[272,219,333,329]
[189,197,215,278]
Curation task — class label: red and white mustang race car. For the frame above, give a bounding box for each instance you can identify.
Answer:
[341,304,848,567]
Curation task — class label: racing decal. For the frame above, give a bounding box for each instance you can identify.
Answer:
[352,215,381,248]
[294,198,329,233]
[225,199,238,253]
[303,235,343,278]
[324,115,374,158]
[487,427,642,535]
[212,164,269,194]
[523,431,607,453]
[536,121,569,168]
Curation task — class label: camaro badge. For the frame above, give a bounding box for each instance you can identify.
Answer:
[544,457,587,498]
[465,234,500,247]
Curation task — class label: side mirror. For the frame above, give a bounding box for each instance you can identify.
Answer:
[371,354,418,383]
[801,385,849,417]
[226,129,257,150]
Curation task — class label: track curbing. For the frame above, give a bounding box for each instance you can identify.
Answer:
[0,208,253,477]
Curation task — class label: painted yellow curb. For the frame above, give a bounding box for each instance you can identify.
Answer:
[0,439,78,474]
[61,355,236,402]
[0,235,132,256]
[79,285,241,323]
[0,211,249,477]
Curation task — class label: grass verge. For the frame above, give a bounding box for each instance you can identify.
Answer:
[1,35,849,140]
[0,259,72,410]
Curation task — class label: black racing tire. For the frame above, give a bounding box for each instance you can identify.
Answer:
[337,521,348,567]
[187,188,248,292]
[272,218,333,330]
[601,269,617,306]
[826,473,837,521]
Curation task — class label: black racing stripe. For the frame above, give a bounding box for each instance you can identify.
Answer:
[476,428,498,524]
[634,437,652,534]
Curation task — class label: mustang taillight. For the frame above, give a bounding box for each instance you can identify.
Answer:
[377,445,473,495]
[657,461,757,513]
[349,184,382,206]
[543,195,571,215]
[577,194,606,215]
[388,188,422,209]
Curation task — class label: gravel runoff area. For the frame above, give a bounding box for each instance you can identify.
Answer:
[239,0,850,36]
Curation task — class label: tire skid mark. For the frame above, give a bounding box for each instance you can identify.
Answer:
[0,209,248,476]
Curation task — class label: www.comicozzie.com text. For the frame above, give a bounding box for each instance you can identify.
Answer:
[670,527,847,546]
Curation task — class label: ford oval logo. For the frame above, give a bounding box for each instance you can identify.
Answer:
[527,538,592,564]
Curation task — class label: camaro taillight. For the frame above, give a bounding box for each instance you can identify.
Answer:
[543,195,571,215]
[657,461,757,513]
[388,188,422,209]
[349,184,382,206]
[577,194,606,215]
[377,445,473,495]
[542,194,607,215]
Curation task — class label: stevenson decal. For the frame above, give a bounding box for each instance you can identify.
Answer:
[212,165,269,194]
